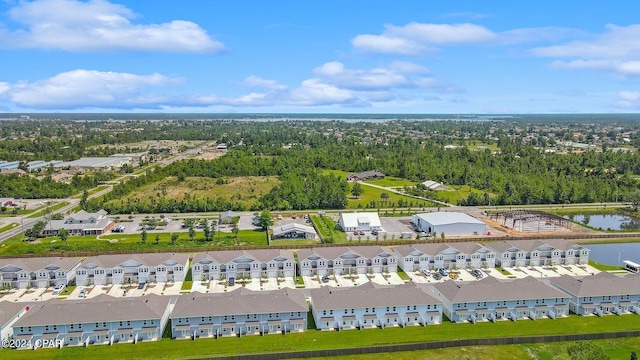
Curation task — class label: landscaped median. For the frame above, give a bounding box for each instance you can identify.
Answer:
[2,314,639,360]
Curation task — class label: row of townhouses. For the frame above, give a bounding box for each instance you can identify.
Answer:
[2,271,638,349]
[0,240,590,290]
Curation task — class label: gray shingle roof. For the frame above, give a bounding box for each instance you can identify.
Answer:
[297,246,393,261]
[171,288,307,318]
[434,276,568,303]
[484,239,584,253]
[550,272,640,297]
[80,253,189,269]
[309,282,441,310]
[193,249,294,265]
[0,257,82,273]
[14,294,170,327]
[0,301,30,327]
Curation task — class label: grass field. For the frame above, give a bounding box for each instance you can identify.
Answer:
[1,315,639,360]
[350,184,435,209]
[305,337,640,360]
[0,229,268,256]
[589,260,623,271]
[364,177,416,187]
[0,222,18,234]
[437,185,487,205]
[106,176,280,208]
[311,215,347,243]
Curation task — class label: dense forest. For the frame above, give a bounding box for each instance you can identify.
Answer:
[0,172,115,199]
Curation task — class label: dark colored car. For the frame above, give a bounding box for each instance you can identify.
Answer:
[228,278,235,286]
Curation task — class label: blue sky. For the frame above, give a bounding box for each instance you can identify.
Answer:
[0,0,639,113]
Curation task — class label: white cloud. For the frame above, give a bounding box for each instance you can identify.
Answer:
[352,22,581,55]
[616,91,640,109]
[551,60,640,78]
[3,69,182,107]
[243,76,288,91]
[532,24,640,59]
[1,0,223,52]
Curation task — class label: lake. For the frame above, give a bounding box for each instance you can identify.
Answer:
[584,242,640,265]
[564,214,640,231]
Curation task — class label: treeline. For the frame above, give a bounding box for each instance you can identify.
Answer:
[0,173,115,199]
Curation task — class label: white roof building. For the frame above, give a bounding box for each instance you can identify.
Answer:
[412,212,486,236]
[338,212,382,232]
[272,223,317,240]
[421,180,447,191]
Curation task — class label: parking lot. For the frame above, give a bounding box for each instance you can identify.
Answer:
[302,272,404,289]
[404,264,601,284]
[190,277,295,293]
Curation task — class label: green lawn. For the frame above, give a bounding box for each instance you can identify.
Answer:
[350,184,435,209]
[1,315,639,360]
[0,222,18,234]
[0,229,269,256]
[311,215,347,243]
[364,177,416,187]
[589,260,623,271]
[437,185,487,205]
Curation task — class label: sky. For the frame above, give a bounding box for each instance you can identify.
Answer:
[0,0,639,114]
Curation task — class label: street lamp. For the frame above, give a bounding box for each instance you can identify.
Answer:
[618,250,624,267]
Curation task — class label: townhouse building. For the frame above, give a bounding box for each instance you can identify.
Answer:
[0,257,82,289]
[12,294,171,348]
[433,276,570,323]
[75,253,189,286]
[395,242,496,272]
[191,250,295,282]
[170,287,307,339]
[297,246,397,277]
[309,282,442,330]
[486,239,589,268]
[549,272,640,316]
[0,301,31,344]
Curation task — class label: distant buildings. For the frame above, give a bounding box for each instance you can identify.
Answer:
[395,242,496,271]
[346,171,385,181]
[297,246,397,276]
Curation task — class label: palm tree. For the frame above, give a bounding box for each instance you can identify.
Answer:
[380,192,389,204]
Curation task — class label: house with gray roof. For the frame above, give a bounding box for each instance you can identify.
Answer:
[43,209,115,236]
[0,257,82,289]
[394,242,496,272]
[0,301,31,345]
[549,272,640,316]
[219,210,238,224]
[75,253,189,286]
[309,282,442,330]
[191,250,295,282]
[272,222,317,240]
[171,287,307,339]
[485,239,589,267]
[346,171,385,181]
[433,276,570,323]
[12,294,171,348]
[297,246,397,277]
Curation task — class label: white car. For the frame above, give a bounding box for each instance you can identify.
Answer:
[421,269,431,277]
[78,288,87,298]
[52,284,65,295]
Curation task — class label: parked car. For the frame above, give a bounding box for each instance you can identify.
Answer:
[421,269,430,277]
[137,282,146,290]
[433,273,442,280]
[371,229,378,235]
[472,269,484,278]
[321,275,329,283]
[52,284,65,295]
[228,277,235,286]
[438,268,449,276]
[78,288,87,298]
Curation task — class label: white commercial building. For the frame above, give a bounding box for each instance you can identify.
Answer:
[338,212,382,232]
[412,212,486,237]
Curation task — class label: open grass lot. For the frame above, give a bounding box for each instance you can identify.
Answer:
[0,229,268,256]
[463,141,500,152]
[364,177,416,187]
[311,215,347,243]
[0,222,18,234]
[305,337,640,360]
[589,260,623,271]
[437,185,487,205]
[350,184,435,209]
[1,316,639,360]
[106,176,280,208]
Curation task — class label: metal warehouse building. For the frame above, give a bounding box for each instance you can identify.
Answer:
[412,212,486,237]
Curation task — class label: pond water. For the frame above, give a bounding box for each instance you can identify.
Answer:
[584,242,640,266]
[563,214,640,231]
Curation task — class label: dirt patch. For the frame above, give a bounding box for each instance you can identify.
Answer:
[196,152,224,160]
